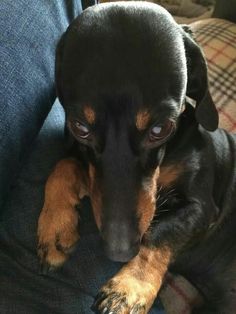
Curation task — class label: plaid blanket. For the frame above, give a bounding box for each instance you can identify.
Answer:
[160,273,204,314]
[193,18,236,132]
[160,18,236,314]
[155,0,214,18]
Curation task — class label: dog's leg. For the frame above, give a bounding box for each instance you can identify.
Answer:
[37,158,88,269]
[92,245,171,314]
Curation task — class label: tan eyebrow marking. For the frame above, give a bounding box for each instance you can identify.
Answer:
[84,105,96,124]
[136,110,150,130]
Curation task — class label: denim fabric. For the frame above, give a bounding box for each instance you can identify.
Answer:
[0,0,82,207]
[0,101,165,313]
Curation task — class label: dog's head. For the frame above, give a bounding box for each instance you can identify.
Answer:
[56,2,218,262]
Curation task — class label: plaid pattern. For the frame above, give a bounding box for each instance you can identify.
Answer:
[160,273,204,314]
[193,18,236,132]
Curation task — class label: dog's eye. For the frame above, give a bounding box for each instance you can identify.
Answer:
[149,120,174,141]
[74,121,90,139]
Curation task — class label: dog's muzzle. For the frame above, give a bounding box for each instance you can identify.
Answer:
[101,223,140,262]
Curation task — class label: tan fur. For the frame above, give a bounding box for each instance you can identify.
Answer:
[159,164,182,188]
[138,168,160,235]
[84,105,96,124]
[136,110,150,131]
[88,164,102,230]
[37,158,89,266]
[97,245,172,313]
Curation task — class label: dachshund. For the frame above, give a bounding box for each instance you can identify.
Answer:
[37,2,236,313]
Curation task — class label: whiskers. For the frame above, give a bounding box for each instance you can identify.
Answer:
[145,186,184,239]
[156,187,178,210]
[149,187,178,226]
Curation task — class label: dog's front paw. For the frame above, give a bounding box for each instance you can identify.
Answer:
[37,204,79,270]
[92,275,156,314]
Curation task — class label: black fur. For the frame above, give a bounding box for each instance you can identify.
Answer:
[56,2,236,312]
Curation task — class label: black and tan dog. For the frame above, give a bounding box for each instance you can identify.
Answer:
[37,2,236,313]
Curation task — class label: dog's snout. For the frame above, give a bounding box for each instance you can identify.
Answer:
[103,240,140,263]
[101,223,140,262]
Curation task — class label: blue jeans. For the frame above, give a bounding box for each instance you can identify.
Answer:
[0,1,164,313]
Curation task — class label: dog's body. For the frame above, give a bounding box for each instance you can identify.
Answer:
[37,2,236,313]
[159,122,236,313]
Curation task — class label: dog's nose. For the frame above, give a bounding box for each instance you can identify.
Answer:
[101,224,140,262]
[103,239,140,262]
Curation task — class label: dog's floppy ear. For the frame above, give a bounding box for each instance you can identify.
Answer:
[182,26,218,131]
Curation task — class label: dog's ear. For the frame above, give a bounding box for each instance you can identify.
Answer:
[181,26,218,131]
[55,32,67,106]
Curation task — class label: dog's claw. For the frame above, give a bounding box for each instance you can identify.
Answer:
[103,308,114,314]
[92,292,106,308]
[91,295,108,313]
[39,262,56,275]
[91,305,113,314]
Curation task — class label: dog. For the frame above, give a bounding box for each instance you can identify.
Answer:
[37,2,236,313]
